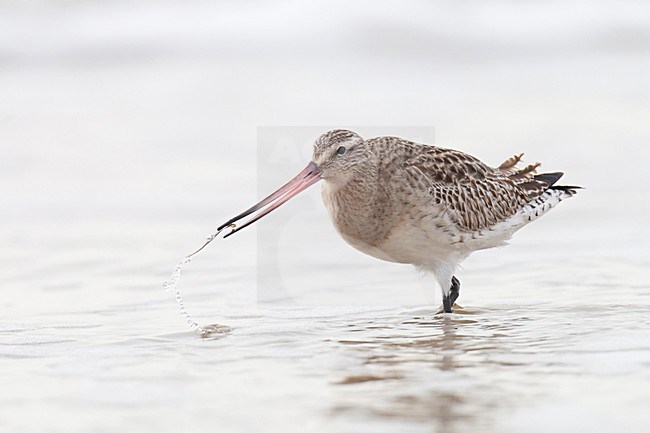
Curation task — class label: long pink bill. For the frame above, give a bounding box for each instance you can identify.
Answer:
[218,161,322,238]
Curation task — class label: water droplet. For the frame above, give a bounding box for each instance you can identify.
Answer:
[163,226,234,336]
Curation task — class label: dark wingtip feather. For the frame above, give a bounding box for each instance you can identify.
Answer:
[550,184,583,199]
[533,172,564,188]
[552,184,583,192]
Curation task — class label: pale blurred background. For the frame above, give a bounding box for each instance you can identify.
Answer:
[1,1,649,433]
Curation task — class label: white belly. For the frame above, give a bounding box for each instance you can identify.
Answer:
[337,219,465,267]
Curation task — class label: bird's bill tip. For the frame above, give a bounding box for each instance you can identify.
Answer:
[218,161,322,236]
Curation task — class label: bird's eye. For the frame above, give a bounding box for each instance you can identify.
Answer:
[336,146,347,156]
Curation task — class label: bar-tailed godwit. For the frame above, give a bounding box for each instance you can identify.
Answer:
[219,130,579,313]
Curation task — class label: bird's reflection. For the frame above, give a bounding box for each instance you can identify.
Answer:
[331,313,504,433]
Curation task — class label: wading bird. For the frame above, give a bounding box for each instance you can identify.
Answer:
[218,130,579,313]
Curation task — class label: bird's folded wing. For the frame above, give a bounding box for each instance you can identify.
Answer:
[402,147,554,231]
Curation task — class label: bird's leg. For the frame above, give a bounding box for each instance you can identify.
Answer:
[450,276,460,305]
[442,276,461,313]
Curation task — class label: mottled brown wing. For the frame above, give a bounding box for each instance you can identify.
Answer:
[401,145,553,231]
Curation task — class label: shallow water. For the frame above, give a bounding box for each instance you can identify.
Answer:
[2,209,649,433]
[2,1,650,432]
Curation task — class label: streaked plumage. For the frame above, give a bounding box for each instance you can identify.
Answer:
[314,130,579,312]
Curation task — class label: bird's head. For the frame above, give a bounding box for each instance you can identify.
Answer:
[217,129,366,237]
[311,129,366,186]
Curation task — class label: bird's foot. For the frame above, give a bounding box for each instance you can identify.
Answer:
[435,302,465,315]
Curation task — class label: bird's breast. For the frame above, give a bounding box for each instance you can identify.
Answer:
[321,180,391,245]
